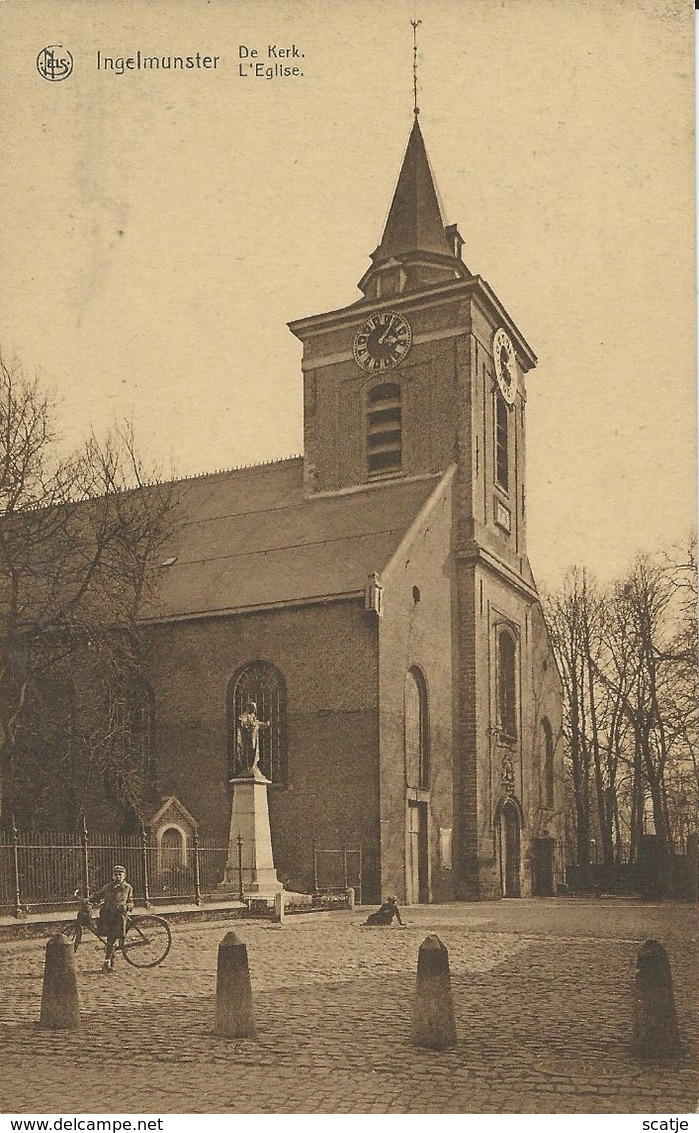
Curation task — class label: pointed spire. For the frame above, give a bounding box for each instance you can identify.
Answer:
[356,61,470,300]
[372,116,454,265]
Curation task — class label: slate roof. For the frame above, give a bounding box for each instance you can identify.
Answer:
[147,458,444,621]
[372,116,455,264]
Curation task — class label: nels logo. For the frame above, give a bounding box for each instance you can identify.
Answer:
[37,45,73,81]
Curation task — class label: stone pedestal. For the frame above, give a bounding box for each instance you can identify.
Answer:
[221,768,283,898]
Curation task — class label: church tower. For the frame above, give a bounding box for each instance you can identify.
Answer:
[289,112,562,901]
[290,113,534,571]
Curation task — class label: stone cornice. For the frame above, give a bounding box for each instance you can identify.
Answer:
[288,277,537,371]
[455,544,540,603]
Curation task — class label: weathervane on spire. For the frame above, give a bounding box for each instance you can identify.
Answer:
[411,17,422,116]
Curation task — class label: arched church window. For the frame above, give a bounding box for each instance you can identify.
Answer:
[40,676,76,743]
[228,661,287,784]
[542,717,554,807]
[367,382,402,476]
[108,677,155,784]
[13,676,76,827]
[22,676,76,761]
[405,666,429,789]
[127,678,155,780]
[497,628,517,741]
[495,393,509,491]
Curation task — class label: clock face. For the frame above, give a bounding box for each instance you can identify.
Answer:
[493,327,518,405]
[353,311,412,373]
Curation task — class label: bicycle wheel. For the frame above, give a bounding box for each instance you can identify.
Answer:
[63,922,82,952]
[122,915,172,968]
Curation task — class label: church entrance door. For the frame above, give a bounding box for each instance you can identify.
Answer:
[533,837,555,896]
[499,800,521,898]
[407,801,429,903]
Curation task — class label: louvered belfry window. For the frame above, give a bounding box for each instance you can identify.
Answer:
[367,382,402,476]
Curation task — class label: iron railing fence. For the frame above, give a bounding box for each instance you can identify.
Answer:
[565,853,696,900]
[313,846,362,904]
[195,843,230,899]
[0,822,234,916]
[144,840,229,904]
[1,825,361,915]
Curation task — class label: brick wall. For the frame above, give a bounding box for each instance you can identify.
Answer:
[378,474,455,903]
[299,296,468,493]
[144,600,380,898]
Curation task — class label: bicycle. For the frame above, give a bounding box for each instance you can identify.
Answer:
[64,890,172,968]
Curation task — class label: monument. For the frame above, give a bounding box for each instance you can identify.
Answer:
[221,701,283,899]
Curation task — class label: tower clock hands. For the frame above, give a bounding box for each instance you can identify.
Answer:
[378,314,396,344]
[353,310,412,372]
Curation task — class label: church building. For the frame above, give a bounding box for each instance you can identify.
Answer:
[138,112,563,903]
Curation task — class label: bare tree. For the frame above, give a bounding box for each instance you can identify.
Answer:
[604,553,697,860]
[545,538,698,889]
[543,568,601,875]
[656,536,698,854]
[0,351,178,830]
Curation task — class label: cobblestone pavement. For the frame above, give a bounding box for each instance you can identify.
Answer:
[0,900,696,1114]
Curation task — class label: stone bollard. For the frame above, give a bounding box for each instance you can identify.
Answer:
[346,887,355,910]
[631,939,681,1060]
[274,891,285,924]
[411,934,457,1050]
[213,931,257,1039]
[39,934,81,1031]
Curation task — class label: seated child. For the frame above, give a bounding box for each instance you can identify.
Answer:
[90,864,134,972]
[363,895,405,926]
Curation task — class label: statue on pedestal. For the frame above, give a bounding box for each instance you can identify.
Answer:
[223,698,283,897]
[236,700,270,775]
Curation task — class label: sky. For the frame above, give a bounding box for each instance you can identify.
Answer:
[0,0,695,588]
